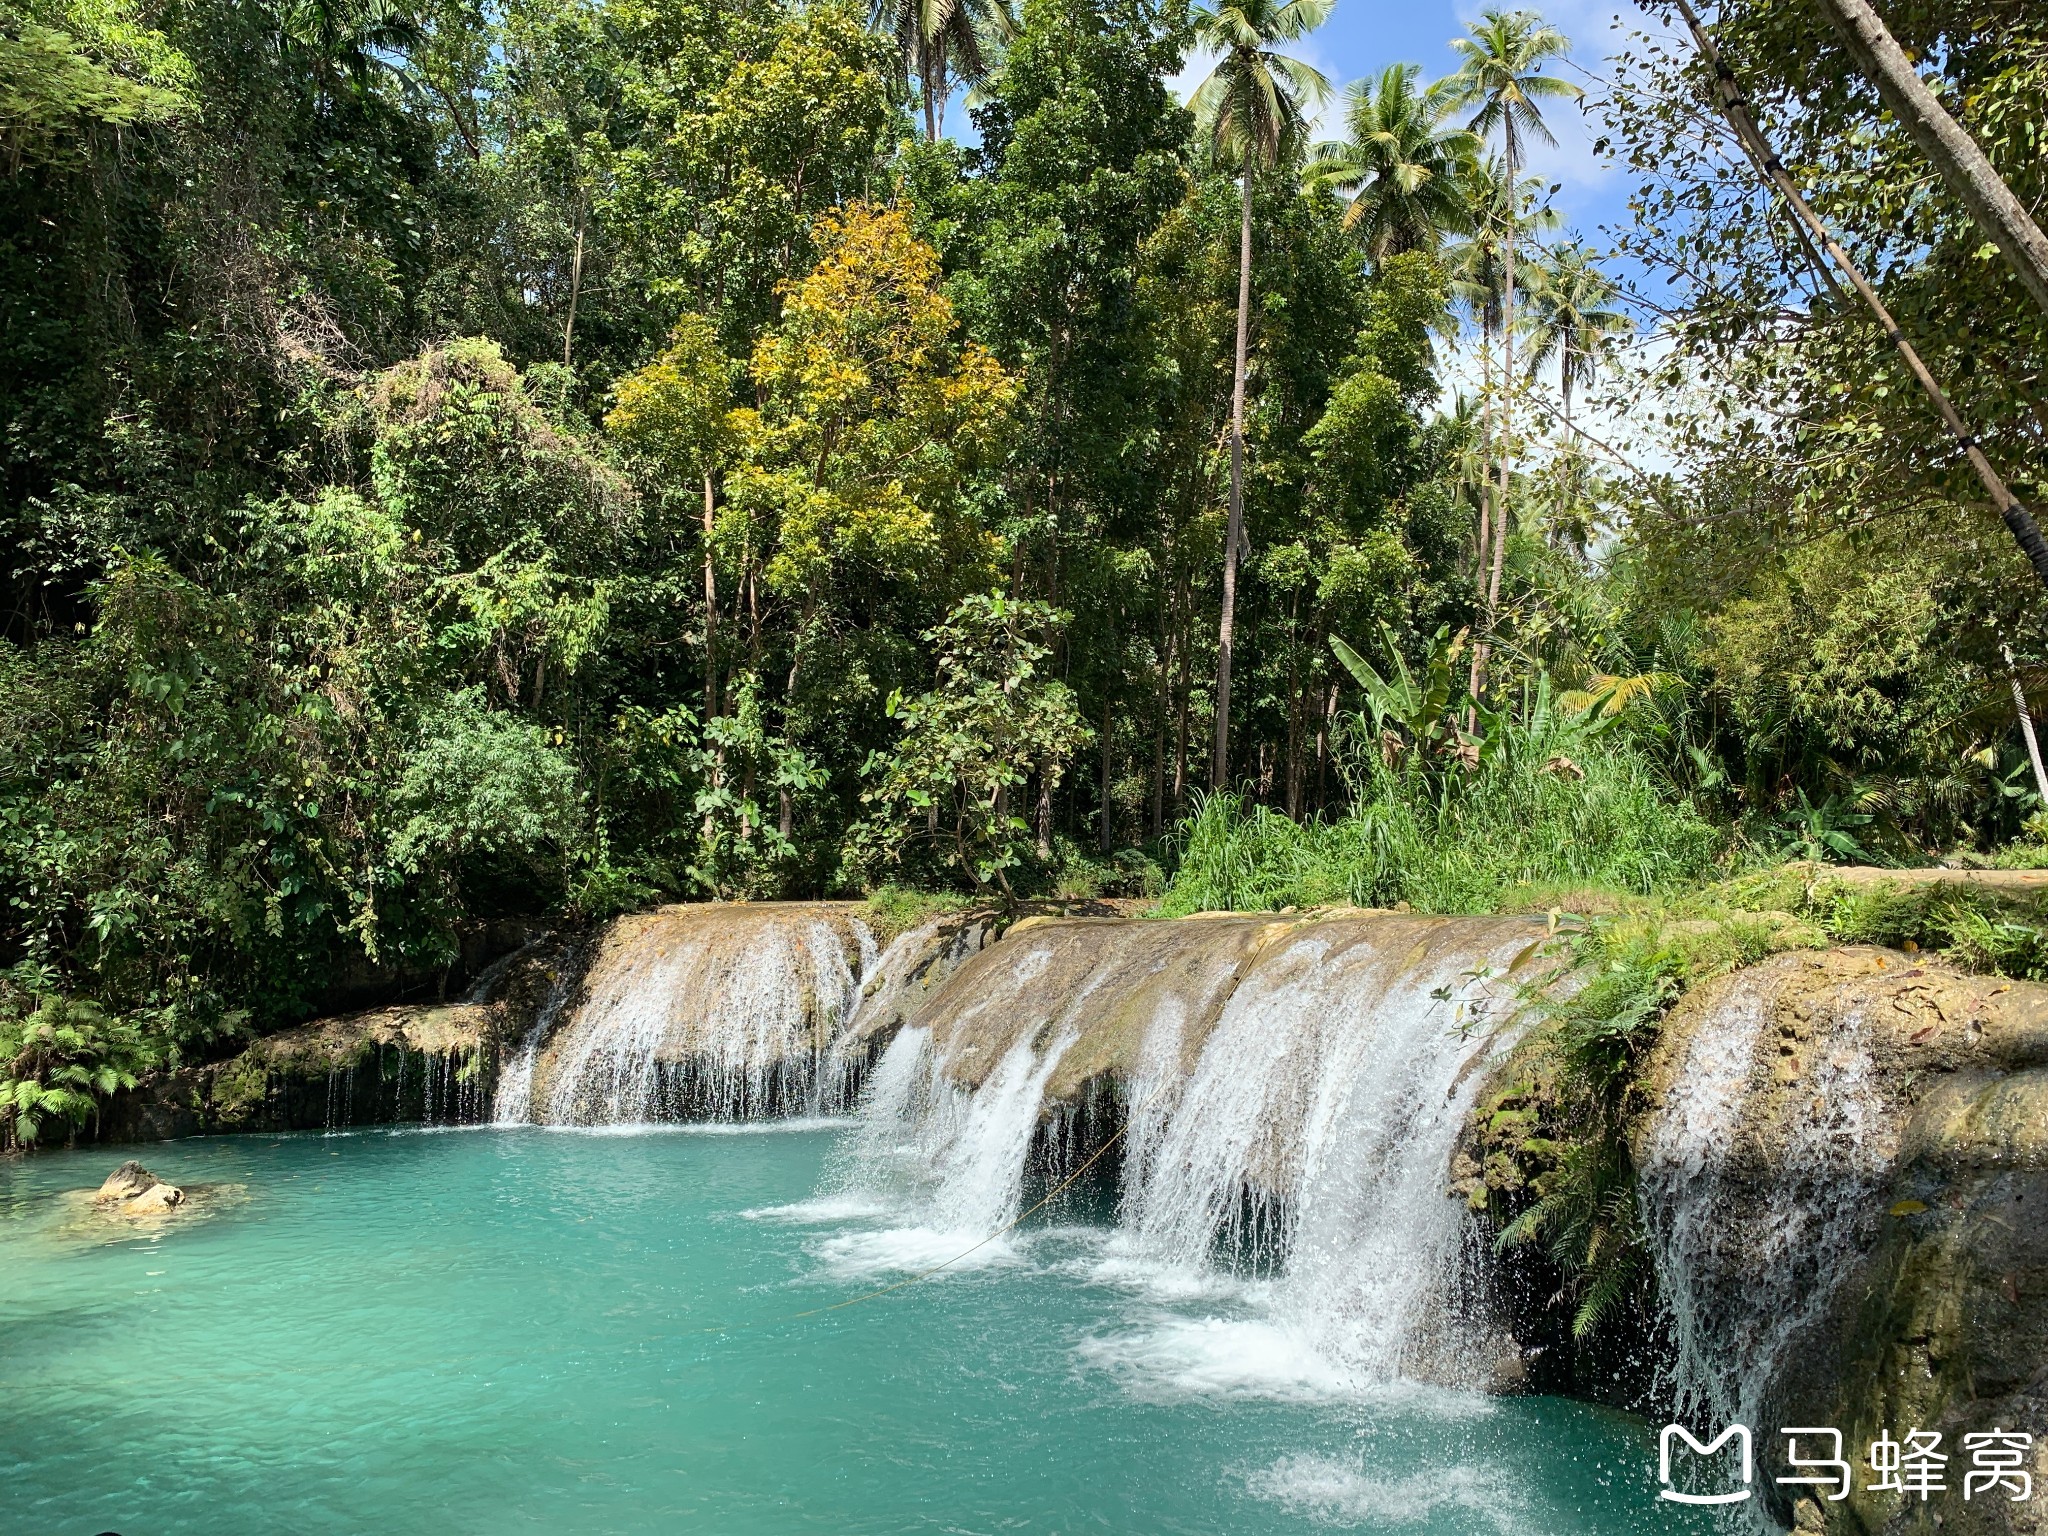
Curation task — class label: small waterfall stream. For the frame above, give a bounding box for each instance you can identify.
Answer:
[499,904,889,1126]
[1637,967,1897,1428]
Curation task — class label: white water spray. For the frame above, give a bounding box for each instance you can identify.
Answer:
[821,914,1537,1384]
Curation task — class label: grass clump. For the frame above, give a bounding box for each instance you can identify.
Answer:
[859,884,976,943]
[1717,865,2048,980]
[1159,718,1720,918]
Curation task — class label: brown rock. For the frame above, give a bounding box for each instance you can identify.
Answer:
[93,1160,160,1205]
[125,1182,184,1212]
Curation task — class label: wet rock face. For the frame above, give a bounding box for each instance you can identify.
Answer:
[98,942,571,1141]
[1636,949,2048,1535]
[93,1160,160,1203]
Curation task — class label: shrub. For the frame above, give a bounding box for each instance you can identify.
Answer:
[1,994,156,1150]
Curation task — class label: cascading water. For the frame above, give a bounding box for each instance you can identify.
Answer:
[1637,967,1897,1428]
[1118,919,1534,1384]
[818,912,1543,1387]
[521,904,881,1126]
[490,959,581,1126]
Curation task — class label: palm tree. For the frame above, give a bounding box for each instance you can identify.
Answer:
[1307,63,1478,262]
[1521,240,1629,429]
[1440,7,1576,699]
[874,0,1011,142]
[1188,0,1331,789]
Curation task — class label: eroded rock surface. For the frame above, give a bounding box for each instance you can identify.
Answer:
[1636,949,2048,1535]
[92,1159,184,1212]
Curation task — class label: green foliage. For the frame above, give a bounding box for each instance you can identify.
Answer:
[859,883,973,942]
[1484,903,1814,1339]
[9,0,2044,1148]
[849,593,1091,900]
[1771,790,1873,865]
[1161,634,1722,916]
[0,991,156,1149]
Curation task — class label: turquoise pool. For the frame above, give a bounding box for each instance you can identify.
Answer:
[0,1126,1710,1535]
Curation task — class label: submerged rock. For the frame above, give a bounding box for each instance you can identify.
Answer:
[124,1182,185,1212]
[93,1160,161,1204]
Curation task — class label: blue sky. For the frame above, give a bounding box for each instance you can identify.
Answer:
[1172,0,1669,267]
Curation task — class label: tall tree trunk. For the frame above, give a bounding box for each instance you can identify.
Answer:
[1213,146,1256,790]
[2007,646,2048,807]
[562,193,588,369]
[701,473,720,720]
[1314,680,1334,812]
[701,475,724,841]
[1467,330,1496,717]
[1152,558,1175,836]
[1099,690,1114,852]
[1285,592,1302,818]
[1173,580,1192,815]
[1812,0,2048,321]
[1472,130,1520,708]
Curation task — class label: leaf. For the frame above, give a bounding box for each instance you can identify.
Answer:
[1887,1199,1927,1217]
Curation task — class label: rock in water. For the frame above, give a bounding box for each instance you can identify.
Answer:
[93,1160,184,1212]
[93,1160,159,1204]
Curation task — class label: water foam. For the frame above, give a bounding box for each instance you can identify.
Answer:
[820,916,1536,1395]
[1245,1455,1524,1531]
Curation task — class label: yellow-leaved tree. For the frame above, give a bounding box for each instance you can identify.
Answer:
[606,204,1021,866]
[731,203,1019,684]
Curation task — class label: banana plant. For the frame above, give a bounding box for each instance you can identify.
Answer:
[1329,624,1460,751]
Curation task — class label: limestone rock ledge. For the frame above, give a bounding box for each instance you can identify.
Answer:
[100,942,571,1140]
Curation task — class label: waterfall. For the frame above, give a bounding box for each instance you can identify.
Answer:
[1119,920,1533,1382]
[1637,967,1897,1427]
[526,904,880,1126]
[819,912,1540,1385]
[491,959,581,1125]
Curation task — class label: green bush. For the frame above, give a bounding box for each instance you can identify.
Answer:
[1,993,156,1150]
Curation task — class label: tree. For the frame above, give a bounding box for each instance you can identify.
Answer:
[1187,0,1331,788]
[873,0,1008,141]
[1308,62,1477,262]
[728,204,1020,838]
[608,315,739,729]
[849,592,1089,901]
[1521,240,1628,430]
[1810,0,2048,323]
[1440,6,1576,700]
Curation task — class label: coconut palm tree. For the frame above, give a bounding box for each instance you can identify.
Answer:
[1188,0,1332,789]
[1440,7,1576,700]
[1521,240,1630,429]
[1307,63,1478,262]
[874,0,1012,142]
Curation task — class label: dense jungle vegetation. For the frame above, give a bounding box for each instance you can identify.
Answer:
[3,0,2046,1143]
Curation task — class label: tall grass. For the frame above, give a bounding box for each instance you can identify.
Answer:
[1160,726,1722,916]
